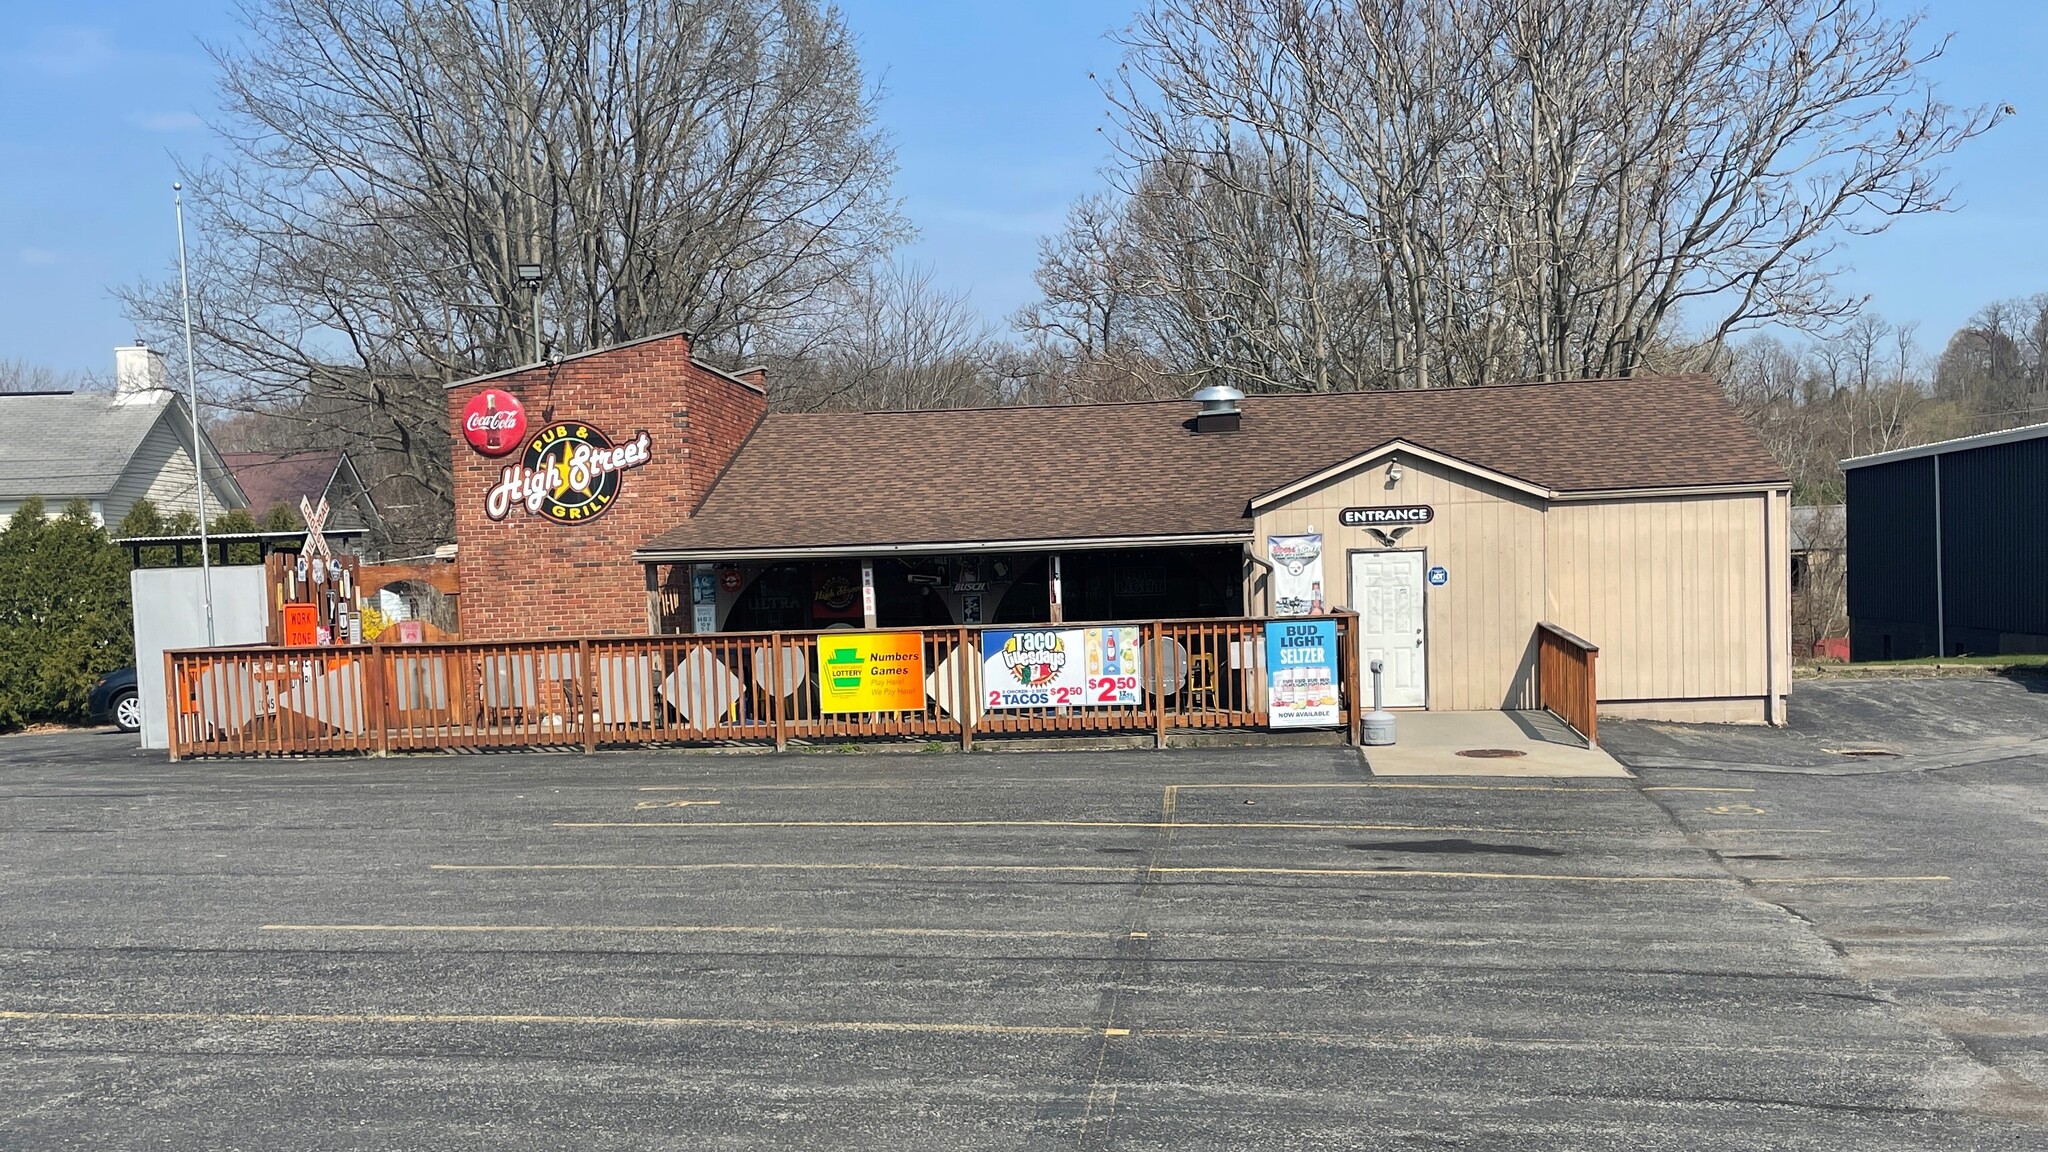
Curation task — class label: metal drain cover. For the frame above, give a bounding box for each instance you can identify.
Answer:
[1824,747,1897,758]
[1455,748,1527,759]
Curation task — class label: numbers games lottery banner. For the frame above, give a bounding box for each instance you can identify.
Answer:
[982,626,1144,710]
[1268,533,1326,616]
[817,632,927,714]
[1266,618,1341,729]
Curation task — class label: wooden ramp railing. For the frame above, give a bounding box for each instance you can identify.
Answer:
[1535,623,1600,747]
[165,614,1362,759]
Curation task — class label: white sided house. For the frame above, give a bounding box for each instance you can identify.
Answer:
[0,345,247,528]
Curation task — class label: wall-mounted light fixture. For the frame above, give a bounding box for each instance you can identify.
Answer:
[515,262,544,364]
[1386,460,1404,485]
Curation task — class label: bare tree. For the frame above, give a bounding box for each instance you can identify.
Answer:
[1031,0,2000,393]
[1933,295,2048,434]
[765,263,1007,413]
[1011,192,1188,403]
[119,0,902,549]
[0,360,102,393]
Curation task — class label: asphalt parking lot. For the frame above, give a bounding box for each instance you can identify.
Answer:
[3,676,2046,1149]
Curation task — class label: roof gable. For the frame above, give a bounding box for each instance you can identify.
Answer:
[1251,438,1554,508]
[0,392,177,498]
[222,449,346,514]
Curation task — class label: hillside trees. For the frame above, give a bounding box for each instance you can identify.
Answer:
[1029,0,1999,397]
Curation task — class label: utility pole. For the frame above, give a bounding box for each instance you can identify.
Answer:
[174,183,216,646]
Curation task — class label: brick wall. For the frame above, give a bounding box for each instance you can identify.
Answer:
[447,332,766,640]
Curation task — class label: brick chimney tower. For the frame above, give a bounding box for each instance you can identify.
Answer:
[445,330,767,639]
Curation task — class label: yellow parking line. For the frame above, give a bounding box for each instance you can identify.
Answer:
[552,820,1591,835]
[1139,1027,1913,1056]
[431,862,1704,883]
[1640,786,1758,793]
[1171,782,1628,792]
[430,861,1952,885]
[435,863,1131,875]
[257,924,1539,948]
[1695,828,1835,834]
[260,924,1102,940]
[0,1008,1103,1038]
[0,1009,1904,1056]
[1147,866,1726,883]
[1747,875,1951,885]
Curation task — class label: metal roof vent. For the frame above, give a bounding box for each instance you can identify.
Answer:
[1190,384,1244,433]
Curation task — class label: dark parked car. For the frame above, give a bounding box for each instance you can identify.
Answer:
[89,667,140,733]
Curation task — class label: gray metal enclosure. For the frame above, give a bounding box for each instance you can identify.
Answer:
[131,565,269,749]
[1846,427,2048,660]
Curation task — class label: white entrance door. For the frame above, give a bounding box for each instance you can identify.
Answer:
[1349,551,1427,708]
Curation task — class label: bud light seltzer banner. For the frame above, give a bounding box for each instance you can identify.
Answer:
[982,628,1088,709]
[1266,618,1340,729]
[1268,533,1326,616]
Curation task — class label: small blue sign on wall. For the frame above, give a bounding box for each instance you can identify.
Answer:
[1426,565,1449,587]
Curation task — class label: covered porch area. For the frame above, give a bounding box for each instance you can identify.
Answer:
[641,540,1252,635]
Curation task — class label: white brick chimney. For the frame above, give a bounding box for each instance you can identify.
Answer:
[113,343,171,405]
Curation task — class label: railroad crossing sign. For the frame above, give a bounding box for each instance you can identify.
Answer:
[299,496,333,559]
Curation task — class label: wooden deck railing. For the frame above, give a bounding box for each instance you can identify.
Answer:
[165,614,1360,759]
[1535,623,1600,747]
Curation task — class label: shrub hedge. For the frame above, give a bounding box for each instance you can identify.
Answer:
[0,498,136,730]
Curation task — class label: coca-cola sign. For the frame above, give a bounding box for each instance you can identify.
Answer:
[461,388,527,457]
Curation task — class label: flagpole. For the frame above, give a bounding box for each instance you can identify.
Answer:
[175,182,216,646]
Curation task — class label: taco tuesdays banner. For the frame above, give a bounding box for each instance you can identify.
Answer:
[1266,618,1341,729]
[981,626,1143,709]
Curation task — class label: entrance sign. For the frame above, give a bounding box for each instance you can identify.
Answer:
[1340,505,1434,528]
[982,628,1086,709]
[461,388,527,457]
[817,631,926,713]
[1266,619,1341,728]
[484,422,652,524]
[1268,533,1326,616]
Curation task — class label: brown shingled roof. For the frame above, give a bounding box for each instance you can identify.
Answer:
[220,449,343,517]
[637,375,1786,558]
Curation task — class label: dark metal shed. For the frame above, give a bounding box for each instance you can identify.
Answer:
[1844,423,2048,660]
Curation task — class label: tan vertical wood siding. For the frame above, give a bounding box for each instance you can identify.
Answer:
[1255,449,1789,721]
[1544,492,1772,706]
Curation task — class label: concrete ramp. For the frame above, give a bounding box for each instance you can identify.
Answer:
[1361,710,1631,778]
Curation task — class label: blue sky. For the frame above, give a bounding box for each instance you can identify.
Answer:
[3,1,2044,378]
